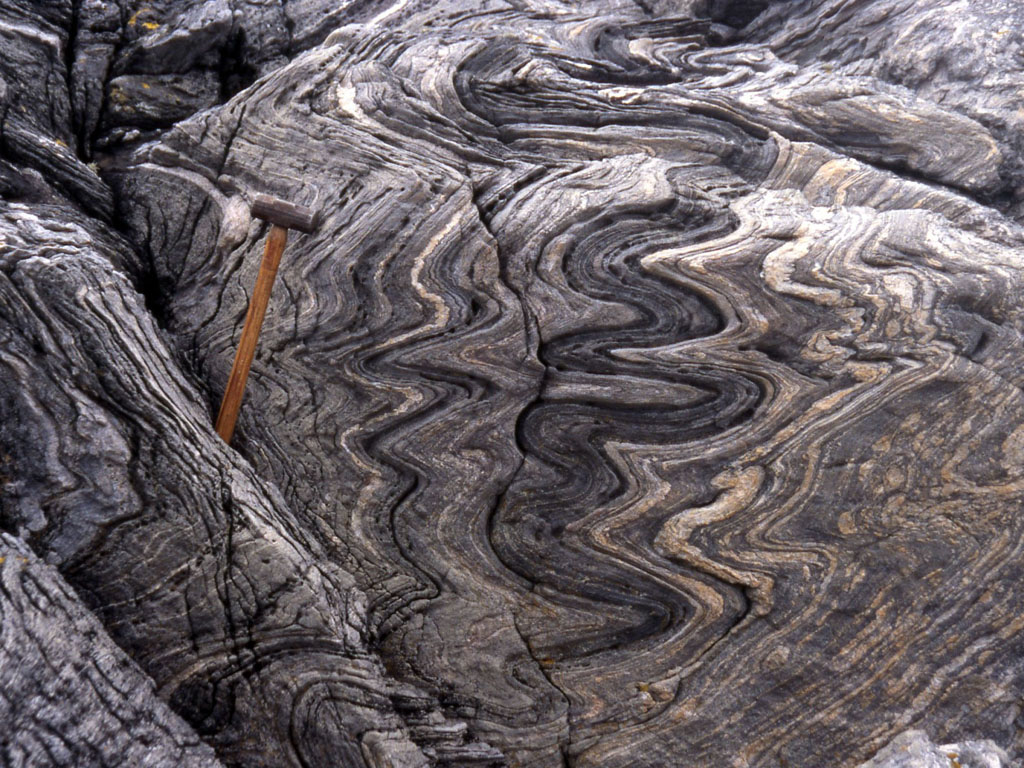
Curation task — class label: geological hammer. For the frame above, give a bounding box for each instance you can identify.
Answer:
[215,193,318,443]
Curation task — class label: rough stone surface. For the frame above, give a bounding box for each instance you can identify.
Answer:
[2,1,1024,767]
[858,730,1011,768]
[0,532,223,768]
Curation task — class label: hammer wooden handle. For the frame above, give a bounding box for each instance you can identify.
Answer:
[215,223,288,443]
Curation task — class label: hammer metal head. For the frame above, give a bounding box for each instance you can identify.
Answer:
[251,193,318,233]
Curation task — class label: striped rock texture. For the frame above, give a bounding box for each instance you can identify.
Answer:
[1,1,1024,767]
[0,533,223,768]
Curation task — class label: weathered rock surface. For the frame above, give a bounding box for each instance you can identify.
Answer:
[0,199,441,766]
[0,533,223,768]
[2,1,1024,767]
[857,730,1011,768]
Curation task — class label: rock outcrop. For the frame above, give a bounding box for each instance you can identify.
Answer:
[0,533,223,768]
[1,1,1023,767]
[857,731,1011,768]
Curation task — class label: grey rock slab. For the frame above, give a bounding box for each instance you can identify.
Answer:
[114,35,567,766]
[858,730,1011,768]
[0,1,73,144]
[109,4,1024,767]
[105,73,222,130]
[0,201,432,767]
[0,3,114,218]
[113,1,234,76]
[745,0,1024,208]
[0,532,224,768]
[2,0,1024,767]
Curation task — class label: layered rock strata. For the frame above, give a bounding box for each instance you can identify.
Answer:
[1,1,1023,767]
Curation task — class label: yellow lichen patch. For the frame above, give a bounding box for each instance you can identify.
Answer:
[108,85,128,105]
[142,83,150,89]
[128,7,159,30]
